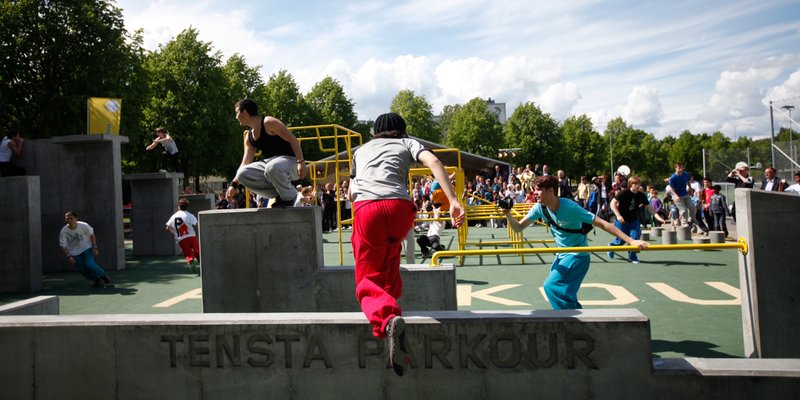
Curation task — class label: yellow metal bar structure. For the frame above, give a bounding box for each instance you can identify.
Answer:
[290,124,363,265]
[430,237,749,267]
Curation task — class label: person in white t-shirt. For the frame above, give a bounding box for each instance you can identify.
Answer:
[165,199,200,271]
[145,127,180,172]
[59,211,111,287]
[784,172,800,195]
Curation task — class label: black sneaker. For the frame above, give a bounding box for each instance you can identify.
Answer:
[386,316,409,376]
[271,195,295,208]
[102,275,112,285]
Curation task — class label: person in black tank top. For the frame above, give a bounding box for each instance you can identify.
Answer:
[232,99,307,207]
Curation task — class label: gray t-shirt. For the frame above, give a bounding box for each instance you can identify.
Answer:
[350,138,429,202]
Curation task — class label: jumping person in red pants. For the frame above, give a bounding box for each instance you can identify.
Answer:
[349,112,464,376]
[165,199,200,273]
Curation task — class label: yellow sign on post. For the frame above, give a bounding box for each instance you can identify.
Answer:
[87,97,122,135]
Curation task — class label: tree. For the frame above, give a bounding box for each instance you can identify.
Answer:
[141,28,232,185]
[438,104,462,143]
[261,69,312,127]
[502,102,563,168]
[444,98,502,158]
[667,130,704,175]
[0,0,147,136]
[390,90,439,142]
[561,115,605,177]
[305,77,357,128]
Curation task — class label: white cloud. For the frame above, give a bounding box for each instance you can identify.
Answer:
[623,86,663,128]
[537,83,582,120]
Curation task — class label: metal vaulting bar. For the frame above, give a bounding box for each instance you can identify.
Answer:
[430,238,749,267]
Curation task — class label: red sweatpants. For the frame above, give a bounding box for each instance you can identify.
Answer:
[352,199,416,338]
[178,236,200,264]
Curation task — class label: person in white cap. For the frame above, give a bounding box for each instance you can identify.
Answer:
[725,161,754,222]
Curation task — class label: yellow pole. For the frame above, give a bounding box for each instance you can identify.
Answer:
[430,238,749,266]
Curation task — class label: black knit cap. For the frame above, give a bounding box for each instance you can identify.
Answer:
[374,112,406,135]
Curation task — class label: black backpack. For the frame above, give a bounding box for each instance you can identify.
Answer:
[542,206,594,235]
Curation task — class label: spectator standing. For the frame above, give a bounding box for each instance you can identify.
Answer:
[725,161,754,222]
[783,172,800,194]
[0,132,26,176]
[165,199,200,272]
[59,211,112,287]
[557,170,572,199]
[576,175,590,208]
[759,166,783,191]
[145,127,180,172]
[709,185,729,237]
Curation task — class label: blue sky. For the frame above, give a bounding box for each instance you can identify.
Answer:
[116,0,800,138]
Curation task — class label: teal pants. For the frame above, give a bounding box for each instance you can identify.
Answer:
[72,248,107,282]
[543,253,590,309]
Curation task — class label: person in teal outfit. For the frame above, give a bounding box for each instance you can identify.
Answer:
[502,175,649,309]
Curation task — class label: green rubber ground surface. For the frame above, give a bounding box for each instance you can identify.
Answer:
[1,225,744,359]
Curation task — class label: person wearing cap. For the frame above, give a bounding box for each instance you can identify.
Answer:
[165,199,200,272]
[349,112,465,377]
[726,161,754,222]
[233,98,307,208]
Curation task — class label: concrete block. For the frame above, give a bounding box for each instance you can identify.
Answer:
[708,231,725,243]
[179,193,216,214]
[18,135,128,272]
[661,230,677,245]
[675,225,691,241]
[0,296,59,315]
[124,172,184,256]
[736,189,800,358]
[0,176,42,293]
[1,311,798,399]
[199,208,456,313]
[650,226,663,238]
[640,231,651,241]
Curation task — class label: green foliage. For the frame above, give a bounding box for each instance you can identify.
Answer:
[444,98,502,157]
[261,69,313,127]
[141,28,234,181]
[502,102,563,167]
[390,90,439,142]
[305,77,357,128]
[438,104,462,143]
[0,0,146,136]
[561,115,605,177]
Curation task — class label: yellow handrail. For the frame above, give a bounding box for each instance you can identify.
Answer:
[430,237,749,266]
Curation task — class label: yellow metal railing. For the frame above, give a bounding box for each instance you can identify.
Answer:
[430,237,749,267]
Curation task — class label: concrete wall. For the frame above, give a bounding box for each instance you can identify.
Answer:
[199,207,457,313]
[124,172,183,257]
[0,296,59,315]
[0,310,797,399]
[0,176,42,293]
[17,135,128,272]
[736,189,800,358]
[179,193,215,215]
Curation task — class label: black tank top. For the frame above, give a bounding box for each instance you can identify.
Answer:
[248,116,294,159]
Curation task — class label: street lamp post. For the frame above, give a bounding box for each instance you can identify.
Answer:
[782,105,795,175]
